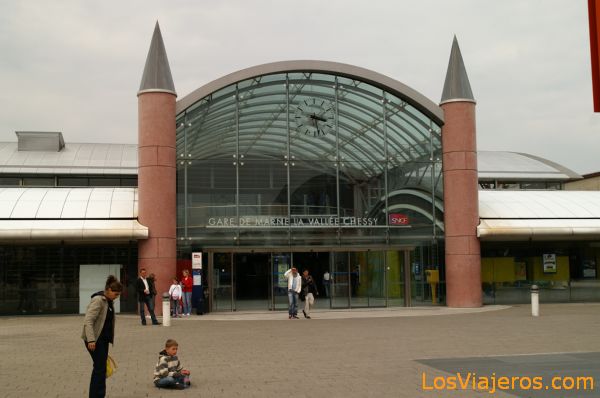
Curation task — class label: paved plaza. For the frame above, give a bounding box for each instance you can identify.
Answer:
[1,303,600,397]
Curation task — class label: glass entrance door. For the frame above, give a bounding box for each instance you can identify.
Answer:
[271,252,291,310]
[331,252,349,308]
[386,250,406,307]
[212,253,233,311]
[234,253,270,311]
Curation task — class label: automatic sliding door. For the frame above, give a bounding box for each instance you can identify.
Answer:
[234,253,270,311]
[386,250,406,307]
[271,252,291,310]
[212,253,233,311]
[331,252,350,308]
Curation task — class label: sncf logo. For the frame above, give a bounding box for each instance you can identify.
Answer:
[389,213,409,225]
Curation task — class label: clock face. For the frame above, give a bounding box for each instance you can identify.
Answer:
[294,98,335,137]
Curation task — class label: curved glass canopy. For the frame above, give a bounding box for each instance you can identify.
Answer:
[176,68,443,248]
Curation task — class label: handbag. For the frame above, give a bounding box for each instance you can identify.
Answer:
[106,355,117,378]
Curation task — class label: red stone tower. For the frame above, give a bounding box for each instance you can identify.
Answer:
[440,37,482,307]
[137,22,177,312]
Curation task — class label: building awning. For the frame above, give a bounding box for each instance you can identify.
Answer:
[478,191,600,241]
[0,187,148,241]
[0,219,148,241]
[478,219,600,241]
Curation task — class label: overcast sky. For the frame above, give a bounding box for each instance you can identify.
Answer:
[0,1,598,174]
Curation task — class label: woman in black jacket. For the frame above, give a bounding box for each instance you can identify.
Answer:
[81,275,123,398]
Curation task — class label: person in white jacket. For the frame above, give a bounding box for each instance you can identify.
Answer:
[284,267,302,319]
[168,278,183,318]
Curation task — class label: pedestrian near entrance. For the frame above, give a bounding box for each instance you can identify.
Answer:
[169,278,183,318]
[302,269,318,319]
[181,270,193,316]
[323,270,332,297]
[82,275,122,398]
[284,267,302,319]
[136,268,160,325]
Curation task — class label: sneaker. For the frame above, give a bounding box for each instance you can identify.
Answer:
[152,321,161,325]
[173,383,185,390]
[141,321,147,325]
[289,315,292,319]
[292,315,299,319]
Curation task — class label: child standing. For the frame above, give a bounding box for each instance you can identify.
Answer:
[153,339,191,389]
[168,278,182,317]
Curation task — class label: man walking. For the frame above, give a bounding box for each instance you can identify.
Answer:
[136,268,160,325]
[284,267,302,319]
[301,269,318,319]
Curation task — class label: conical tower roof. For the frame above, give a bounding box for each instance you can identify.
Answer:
[138,22,176,96]
[440,36,474,104]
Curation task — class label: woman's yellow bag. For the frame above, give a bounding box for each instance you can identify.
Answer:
[106,355,117,378]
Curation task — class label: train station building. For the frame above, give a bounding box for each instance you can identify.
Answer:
[1,24,600,315]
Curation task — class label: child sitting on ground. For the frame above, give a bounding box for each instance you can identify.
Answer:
[153,339,191,389]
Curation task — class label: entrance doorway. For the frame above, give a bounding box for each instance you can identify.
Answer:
[234,253,269,311]
[208,248,421,311]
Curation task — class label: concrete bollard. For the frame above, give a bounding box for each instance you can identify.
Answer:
[530,284,539,317]
[162,292,171,326]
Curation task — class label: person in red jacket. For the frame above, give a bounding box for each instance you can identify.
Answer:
[181,270,193,316]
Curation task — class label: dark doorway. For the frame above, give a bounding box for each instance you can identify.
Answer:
[292,252,330,297]
[234,253,270,310]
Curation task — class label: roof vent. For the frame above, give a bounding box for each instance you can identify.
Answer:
[16,131,65,152]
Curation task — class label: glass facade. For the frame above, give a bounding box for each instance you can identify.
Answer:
[482,242,600,304]
[176,71,445,309]
[176,72,443,248]
[0,244,138,315]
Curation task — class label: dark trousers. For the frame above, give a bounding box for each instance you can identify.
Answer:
[139,296,158,324]
[86,337,109,398]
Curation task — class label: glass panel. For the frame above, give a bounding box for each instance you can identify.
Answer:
[238,160,288,218]
[57,177,88,187]
[89,177,120,187]
[272,252,291,310]
[187,160,236,230]
[212,253,232,311]
[337,78,385,162]
[120,177,137,187]
[238,74,288,159]
[186,85,237,160]
[290,228,338,246]
[331,252,349,308]
[412,245,443,306]
[22,177,54,186]
[0,245,137,315]
[0,177,20,186]
[338,160,386,245]
[386,250,405,307]
[290,161,337,216]
[234,253,270,311]
[176,162,186,239]
[349,251,386,307]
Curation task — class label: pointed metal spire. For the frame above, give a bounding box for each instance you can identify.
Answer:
[440,36,474,104]
[138,22,176,96]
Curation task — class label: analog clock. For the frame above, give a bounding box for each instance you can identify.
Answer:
[294,98,335,137]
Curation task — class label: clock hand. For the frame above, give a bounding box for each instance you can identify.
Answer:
[309,114,327,122]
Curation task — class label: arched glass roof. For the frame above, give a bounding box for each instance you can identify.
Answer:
[176,61,443,177]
